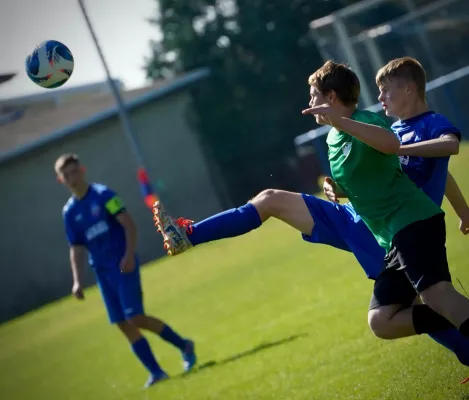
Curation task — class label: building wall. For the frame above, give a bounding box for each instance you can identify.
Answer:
[0,91,223,323]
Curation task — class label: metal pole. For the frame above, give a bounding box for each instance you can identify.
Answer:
[332,16,375,108]
[77,0,144,166]
[309,29,333,63]
[77,0,158,207]
[363,34,385,76]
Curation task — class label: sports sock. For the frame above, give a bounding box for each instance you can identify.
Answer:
[428,329,469,366]
[159,324,187,351]
[131,337,163,375]
[188,203,262,246]
[412,305,455,334]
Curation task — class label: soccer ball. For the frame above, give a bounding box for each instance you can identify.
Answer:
[25,40,74,89]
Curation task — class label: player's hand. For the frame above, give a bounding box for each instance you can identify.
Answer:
[459,208,469,235]
[302,104,338,126]
[72,281,85,300]
[120,253,135,274]
[323,176,339,203]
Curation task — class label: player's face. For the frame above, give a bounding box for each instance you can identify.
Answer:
[309,86,329,124]
[58,162,84,189]
[378,78,409,117]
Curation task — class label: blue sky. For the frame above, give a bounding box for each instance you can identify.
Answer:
[1,0,162,99]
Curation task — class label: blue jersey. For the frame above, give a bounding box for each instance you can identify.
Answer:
[63,183,128,269]
[393,111,461,206]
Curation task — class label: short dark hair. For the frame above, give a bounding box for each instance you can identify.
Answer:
[376,57,426,100]
[308,60,360,106]
[54,153,80,173]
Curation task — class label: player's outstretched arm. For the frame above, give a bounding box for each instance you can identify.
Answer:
[332,117,399,154]
[445,171,469,235]
[302,105,400,154]
[70,246,86,300]
[397,134,459,157]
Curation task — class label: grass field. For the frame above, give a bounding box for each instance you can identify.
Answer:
[1,145,469,400]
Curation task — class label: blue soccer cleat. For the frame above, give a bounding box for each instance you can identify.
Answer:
[144,371,168,389]
[182,339,197,372]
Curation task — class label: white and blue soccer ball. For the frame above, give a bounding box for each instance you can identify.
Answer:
[25,40,74,88]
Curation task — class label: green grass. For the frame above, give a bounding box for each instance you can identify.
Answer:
[1,144,469,400]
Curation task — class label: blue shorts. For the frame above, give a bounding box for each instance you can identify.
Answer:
[95,266,144,324]
[301,194,386,279]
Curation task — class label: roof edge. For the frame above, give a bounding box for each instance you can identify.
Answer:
[0,67,210,165]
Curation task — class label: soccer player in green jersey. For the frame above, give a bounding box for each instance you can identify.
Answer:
[302,59,469,341]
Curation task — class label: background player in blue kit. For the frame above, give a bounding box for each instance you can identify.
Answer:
[153,58,469,367]
[56,153,196,389]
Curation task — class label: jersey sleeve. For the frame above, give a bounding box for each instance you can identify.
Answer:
[429,114,461,141]
[100,188,127,216]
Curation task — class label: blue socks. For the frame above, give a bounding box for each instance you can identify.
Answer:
[188,203,262,246]
[131,337,163,375]
[159,325,187,351]
[429,329,469,366]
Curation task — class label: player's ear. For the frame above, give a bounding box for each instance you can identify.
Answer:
[406,81,415,94]
[56,175,64,183]
[80,165,86,173]
[328,90,337,104]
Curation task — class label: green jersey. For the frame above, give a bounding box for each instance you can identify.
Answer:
[327,109,442,250]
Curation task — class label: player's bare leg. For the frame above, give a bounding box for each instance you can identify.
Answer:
[368,289,469,379]
[153,190,315,255]
[369,284,469,342]
[131,315,165,333]
[250,190,314,235]
[368,305,417,339]
[369,287,469,339]
[368,293,460,341]
[118,320,144,342]
[368,296,429,339]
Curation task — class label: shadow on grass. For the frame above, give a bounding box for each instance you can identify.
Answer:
[172,332,309,380]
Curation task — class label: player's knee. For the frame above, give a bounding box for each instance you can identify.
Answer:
[117,320,141,342]
[127,314,146,329]
[251,189,283,217]
[252,189,278,208]
[368,309,395,340]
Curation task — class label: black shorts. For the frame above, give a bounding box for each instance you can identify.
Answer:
[369,213,452,310]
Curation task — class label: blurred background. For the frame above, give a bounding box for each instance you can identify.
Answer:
[1,0,468,323]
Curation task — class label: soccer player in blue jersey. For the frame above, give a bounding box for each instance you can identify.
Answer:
[57,153,197,388]
[320,57,469,363]
[152,58,469,367]
[353,57,468,340]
